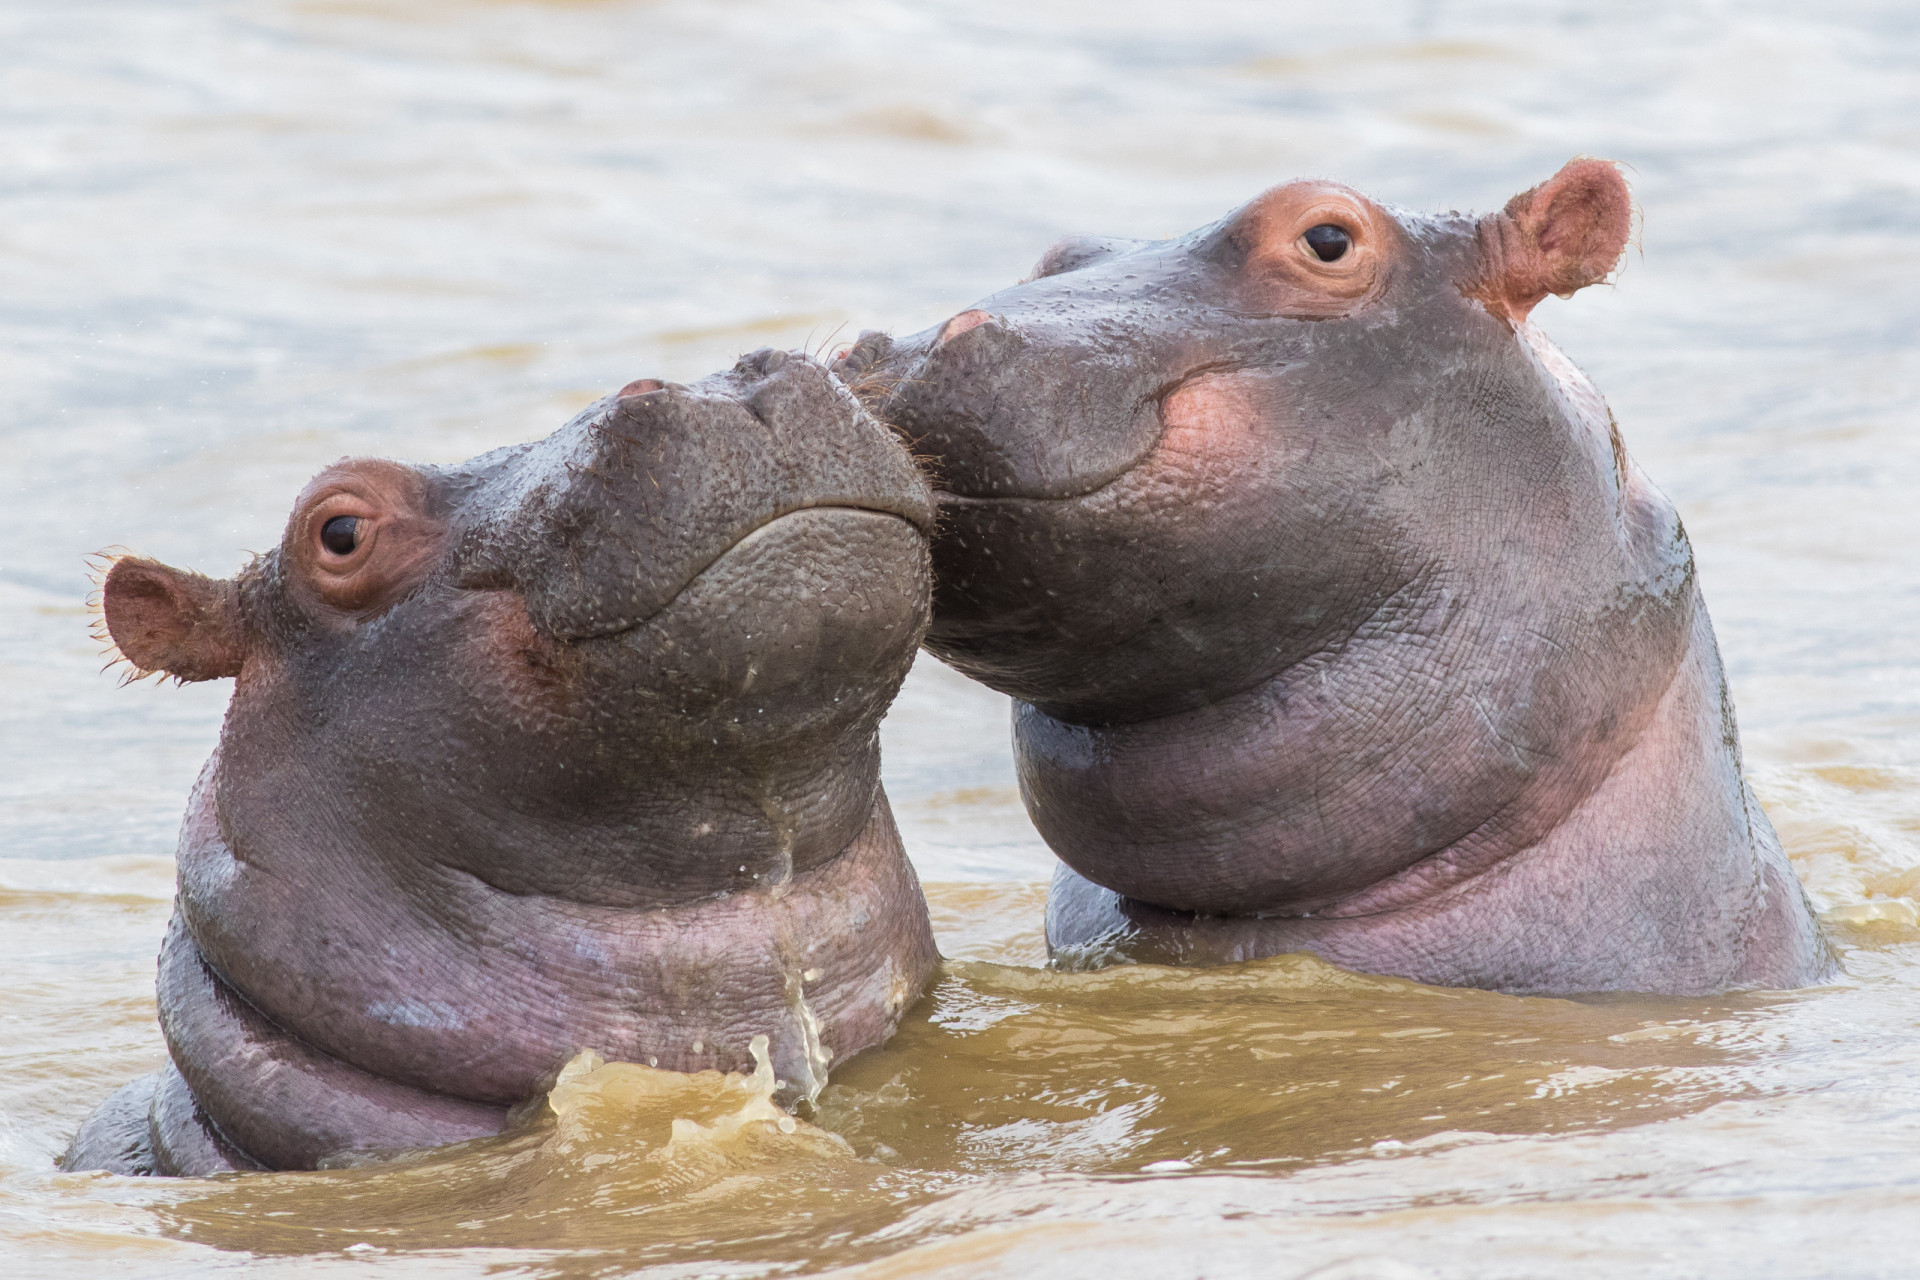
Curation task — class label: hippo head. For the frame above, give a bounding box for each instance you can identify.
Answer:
[94,351,939,1151]
[832,159,1760,948]
[839,159,1646,727]
[105,349,932,904]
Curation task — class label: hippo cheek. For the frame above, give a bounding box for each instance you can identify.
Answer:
[1142,370,1286,498]
[452,592,587,734]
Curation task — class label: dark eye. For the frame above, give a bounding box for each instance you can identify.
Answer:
[320,515,360,557]
[1302,224,1351,262]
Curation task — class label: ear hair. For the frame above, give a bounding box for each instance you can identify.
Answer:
[1480,157,1634,322]
[99,556,247,682]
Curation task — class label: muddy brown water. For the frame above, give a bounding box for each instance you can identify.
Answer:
[6,2,1920,1277]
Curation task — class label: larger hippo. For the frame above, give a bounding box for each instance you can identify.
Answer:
[838,160,1833,996]
[64,349,939,1176]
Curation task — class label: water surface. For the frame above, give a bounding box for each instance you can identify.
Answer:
[4,2,1920,1276]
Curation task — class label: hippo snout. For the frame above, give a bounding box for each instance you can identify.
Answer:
[847,310,1167,502]
[456,350,933,641]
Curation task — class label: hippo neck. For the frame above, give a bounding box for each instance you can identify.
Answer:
[1012,577,1701,918]
[179,759,936,1111]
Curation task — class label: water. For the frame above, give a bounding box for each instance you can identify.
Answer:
[4,0,1920,1275]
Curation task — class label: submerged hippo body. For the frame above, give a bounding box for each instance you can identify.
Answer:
[64,350,939,1176]
[841,160,1833,996]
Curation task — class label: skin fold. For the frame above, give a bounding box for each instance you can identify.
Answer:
[838,160,1834,997]
[62,349,940,1176]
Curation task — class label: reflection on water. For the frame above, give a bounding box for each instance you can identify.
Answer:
[7,0,1920,1277]
[817,952,1762,1177]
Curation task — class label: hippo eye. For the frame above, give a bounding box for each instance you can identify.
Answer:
[1302,224,1352,262]
[320,515,361,557]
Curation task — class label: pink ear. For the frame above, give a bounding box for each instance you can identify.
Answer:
[1479,158,1632,322]
[101,557,246,681]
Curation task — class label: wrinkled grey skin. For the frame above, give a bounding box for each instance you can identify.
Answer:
[838,180,1834,996]
[64,350,939,1176]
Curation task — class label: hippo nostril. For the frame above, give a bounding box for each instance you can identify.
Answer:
[736,348,790,378]
[936,310,993,346]
[618,379,664,399]
[833,330,896,379]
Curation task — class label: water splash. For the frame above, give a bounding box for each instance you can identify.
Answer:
[547,1034,829,1155]
[161,1032,877,1259]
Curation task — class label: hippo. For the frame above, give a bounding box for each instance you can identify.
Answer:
[62,349,940,1176]
[837,159,1835,996]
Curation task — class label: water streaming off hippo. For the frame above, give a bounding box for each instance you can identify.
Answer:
[8,0,1920,1276]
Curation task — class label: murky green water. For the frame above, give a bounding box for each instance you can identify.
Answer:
[6,2,1920,1276]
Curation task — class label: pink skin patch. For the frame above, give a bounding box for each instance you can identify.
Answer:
[618,378,663,398]
[1085,370,1280,524]
[1157,372,1275,470]
[936,310,992,346]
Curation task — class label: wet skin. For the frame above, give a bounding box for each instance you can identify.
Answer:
[63,350,940,1176]
[839,160,1834,996]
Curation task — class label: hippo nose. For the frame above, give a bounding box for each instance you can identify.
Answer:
[734,347,793,379]
[618,378,664,398]
[832,331,895,382]
[935,310,994,347]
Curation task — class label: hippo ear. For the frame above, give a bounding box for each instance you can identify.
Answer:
[100,557,247,682]
[1481,158,1632,322]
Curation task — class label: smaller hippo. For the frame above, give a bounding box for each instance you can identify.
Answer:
[63,350,939,1176]
[840,160,1834,996]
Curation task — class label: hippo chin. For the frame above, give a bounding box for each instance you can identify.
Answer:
[840,160,1834,997]
[63,349,940,1176]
